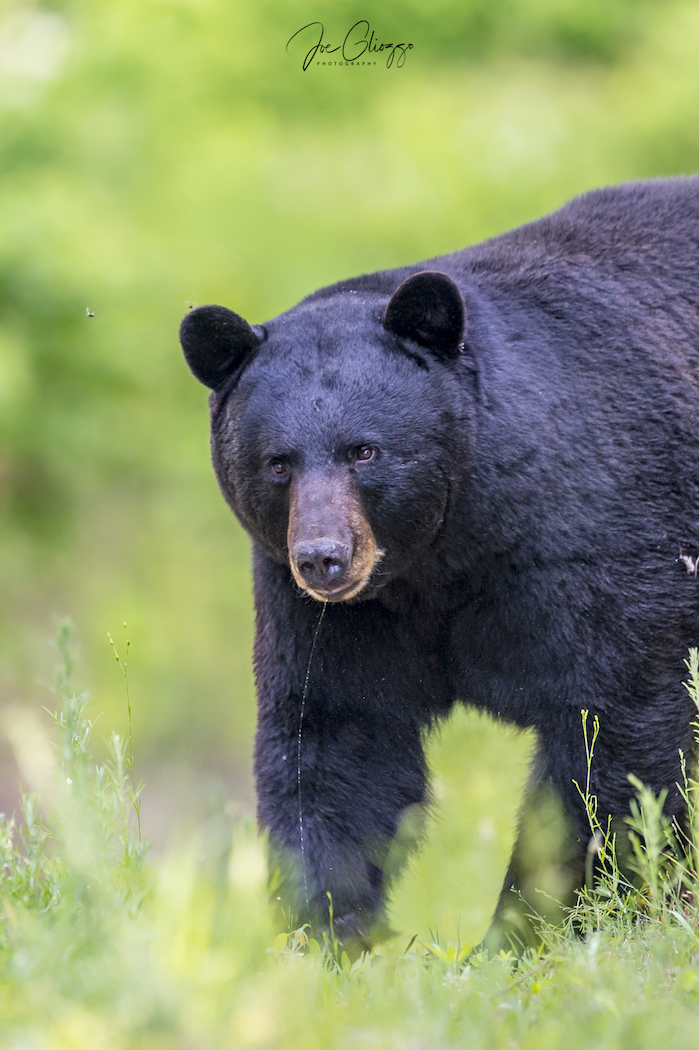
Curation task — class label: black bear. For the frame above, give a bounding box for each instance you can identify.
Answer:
[180,178,699,953]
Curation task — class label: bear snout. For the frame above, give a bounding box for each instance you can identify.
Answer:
[286,469,381,602]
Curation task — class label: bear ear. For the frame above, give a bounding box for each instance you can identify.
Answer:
[179,305,261,389]
[383,271,465,361]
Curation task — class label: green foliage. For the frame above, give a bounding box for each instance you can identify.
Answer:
[2,639,699,1046]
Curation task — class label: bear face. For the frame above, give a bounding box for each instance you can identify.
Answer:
[183,275,472,603]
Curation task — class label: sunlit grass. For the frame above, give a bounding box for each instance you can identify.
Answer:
[1,633,699,1048]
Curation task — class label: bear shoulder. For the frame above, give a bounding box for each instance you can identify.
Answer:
[451,176,699,287]
[298,178,699,309]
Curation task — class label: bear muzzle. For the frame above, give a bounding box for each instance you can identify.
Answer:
[287,470,382,602]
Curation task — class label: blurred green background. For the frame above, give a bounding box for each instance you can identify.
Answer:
[1,0,698,943]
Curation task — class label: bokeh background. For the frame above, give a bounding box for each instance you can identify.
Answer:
[1,0,698,944]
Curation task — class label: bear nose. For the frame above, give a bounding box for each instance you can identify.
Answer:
[292,539,351,588]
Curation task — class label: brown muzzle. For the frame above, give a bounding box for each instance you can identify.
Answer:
[287,469,382,602]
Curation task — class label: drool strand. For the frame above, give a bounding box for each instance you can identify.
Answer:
[297,600,327,908]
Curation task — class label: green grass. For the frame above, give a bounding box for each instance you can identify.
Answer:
[1,632,699,1048]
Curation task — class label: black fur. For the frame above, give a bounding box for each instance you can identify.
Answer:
[383,270,465,359]
[181,178,699,952]
[180,304,261,389]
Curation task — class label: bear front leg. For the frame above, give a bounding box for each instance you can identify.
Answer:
[484,709,693,955]
[484,719,597,954]
[256,700,428,952]
[252,559,444,952]
[484,769,587,955]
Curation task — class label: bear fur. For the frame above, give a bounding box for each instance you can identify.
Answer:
[180,177,699,952]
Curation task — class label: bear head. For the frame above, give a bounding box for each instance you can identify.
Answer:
[180,271,471,602]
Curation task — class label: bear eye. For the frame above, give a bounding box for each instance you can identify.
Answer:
[355,445,377,463]
[270,459,290,479]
